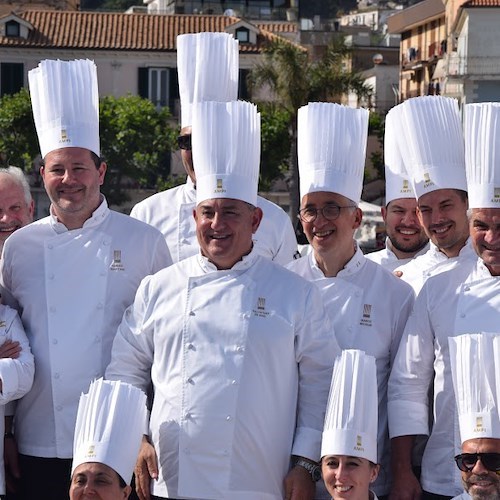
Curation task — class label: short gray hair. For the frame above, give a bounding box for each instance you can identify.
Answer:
[0,166,32,205]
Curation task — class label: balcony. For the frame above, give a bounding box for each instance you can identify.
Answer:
[447,53,500,78]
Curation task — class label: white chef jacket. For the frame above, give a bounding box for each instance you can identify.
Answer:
[0,304,34,495]
[130,178,299,265]
[452,493,471,499]
[0,198,171,458]
[365,238,429,272]
[106,249,339,499]
[394,240,476,294]
[288,246,415,498]
[388,256,500,496]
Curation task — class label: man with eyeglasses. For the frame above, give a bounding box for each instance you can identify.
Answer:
[131,32,298,265]
[449,334,500,500]
[287,102,414,500]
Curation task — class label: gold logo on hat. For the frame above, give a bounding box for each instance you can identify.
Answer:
[214,178,226,194]
[86,445,96,458]
[59,128,70,144]
[474,416,486,433]
[423,172,435,189]
[401,179,411,194]
[354,435,365,452]
[494,188,500,200]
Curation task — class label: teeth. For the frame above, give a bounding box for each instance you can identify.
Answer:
[212,235,229,240]
[315,231,332,237]
[335,486,352,492]
[434,227,448,234]
[399,229,417,235]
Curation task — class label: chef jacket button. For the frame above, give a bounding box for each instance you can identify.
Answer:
[50,306,56,313]
[182,239,190,244]
[97,303,104,309]
[52,339,58,345]
[187,377,194,385]
[48,244,53,250]
[54,373,60,379]
[231,379,237,385]
[223,450,228,456]
[189,311,195,316]
[226,415,231,421]
[184,412,191,420]
[236,346,244,353]
[460,313,465,318]
[95,337,101,343]
[100,271,106,277]
[464,286,470,292]
[348,326,352,332]
[184,448,190,455]
[187,343,195,350]
[56,405,62,411]
[103,240,109,246]
[48,273,54,280]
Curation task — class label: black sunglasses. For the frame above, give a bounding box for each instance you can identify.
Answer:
[454,452,500,472]
[177,134,192,151]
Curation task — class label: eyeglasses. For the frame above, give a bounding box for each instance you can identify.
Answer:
[177,134,192,151]
[454,453,500,472]
[298,205,356,223]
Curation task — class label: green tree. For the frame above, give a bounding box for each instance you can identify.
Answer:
[249,38,372,226]
[99,94,176,205]
[0,88,38,171]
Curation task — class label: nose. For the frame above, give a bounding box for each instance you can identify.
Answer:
[484,228,500,246]
[401,210,418,226]
[335,462,348,481]
[62,168,77,184]
[471,457,489,474]
[210,211,226,230]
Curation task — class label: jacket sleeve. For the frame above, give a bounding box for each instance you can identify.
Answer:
[291,282,340,461]
[106,275,156,394]
[388,283,434,438]
[0,307,34,404]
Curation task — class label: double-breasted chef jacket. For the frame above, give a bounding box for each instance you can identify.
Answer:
[131,178,299,265]
[0,198,171,459]
[366,238,429,272]
[388,256,500,497]
[395,240,476,294]
[288,245,415,498]
[0,305,34,495]
[106,249,339,500]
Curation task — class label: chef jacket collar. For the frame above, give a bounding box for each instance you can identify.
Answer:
[49,196,109,233]
[196,245,259,274]
[310,243,366,279]
[185,177,196,203]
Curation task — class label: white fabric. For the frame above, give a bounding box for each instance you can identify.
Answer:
[72,379,147,483]
[106,250,339,499]
[365,239,429,272]
[449,333,500,442]
[388,256,500,496]
[322,350,378,463]
[384,106,415,203]
[193,101,260,206]
[452,494,472,500]
[297,102,369,203]
[0,305,34,495]
[397,96,467,199]
[395,240,476,294]
[130,179,298,265]
[29,59,100,157]
[177,32,238,127]
[464,103,500,208]
[0,198,171,458]
[287,247,414,497]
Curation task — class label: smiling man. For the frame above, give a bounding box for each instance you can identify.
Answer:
[393,96,475,295]
[287,102,414,500]
[107,100,338,500]
[449,334,500,500]
[366,108,428,271]
[0,167,34,254]
[388,102,500,500]
[0,59,170,499]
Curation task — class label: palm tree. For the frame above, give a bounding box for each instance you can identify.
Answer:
[250,38,372,229]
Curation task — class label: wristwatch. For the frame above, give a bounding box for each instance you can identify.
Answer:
[294,458,322,482]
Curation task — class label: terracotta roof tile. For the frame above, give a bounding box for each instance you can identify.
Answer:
[0,10,292,52]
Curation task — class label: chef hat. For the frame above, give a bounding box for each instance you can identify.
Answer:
[193,100,260,206]
[449,333,500,443]
[72,378,148,484]
[464,103,500,209]
[384,106,415,204]
[177,32,239,128]
[298,102,369,204]
[29,59,100,158]
[321,349,378,463]
[398,96,467,199]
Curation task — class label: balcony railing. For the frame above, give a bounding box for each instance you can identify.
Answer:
[447,53,500,77]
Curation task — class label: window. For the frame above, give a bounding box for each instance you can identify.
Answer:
[138,67,179,112]
[5,21,20,37]
[235,27,250,43]
[1,63,24,97]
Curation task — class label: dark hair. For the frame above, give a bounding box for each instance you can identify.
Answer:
[116,472,127,489]
[453,189,468,203]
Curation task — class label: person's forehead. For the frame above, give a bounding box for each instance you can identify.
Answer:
[73,461,117,477]
[418,188,461,207]
[301,191,349,206]
[462,437,500,453]
[44,147,92,164]
[0,175,24,196]
[197,198,248,209]
[387,198,418,211]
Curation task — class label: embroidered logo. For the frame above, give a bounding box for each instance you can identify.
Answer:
[86,445,96,458]
[400,179,412,194]
[474,416,486,433]
[59,128,71,145]
[110,250,125,271]
[354,434,365,452]
[423,172,435,189]
[253,297,270,318]
[214,178,226,194]
[360,304,373,327]
[492,187,500,203]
